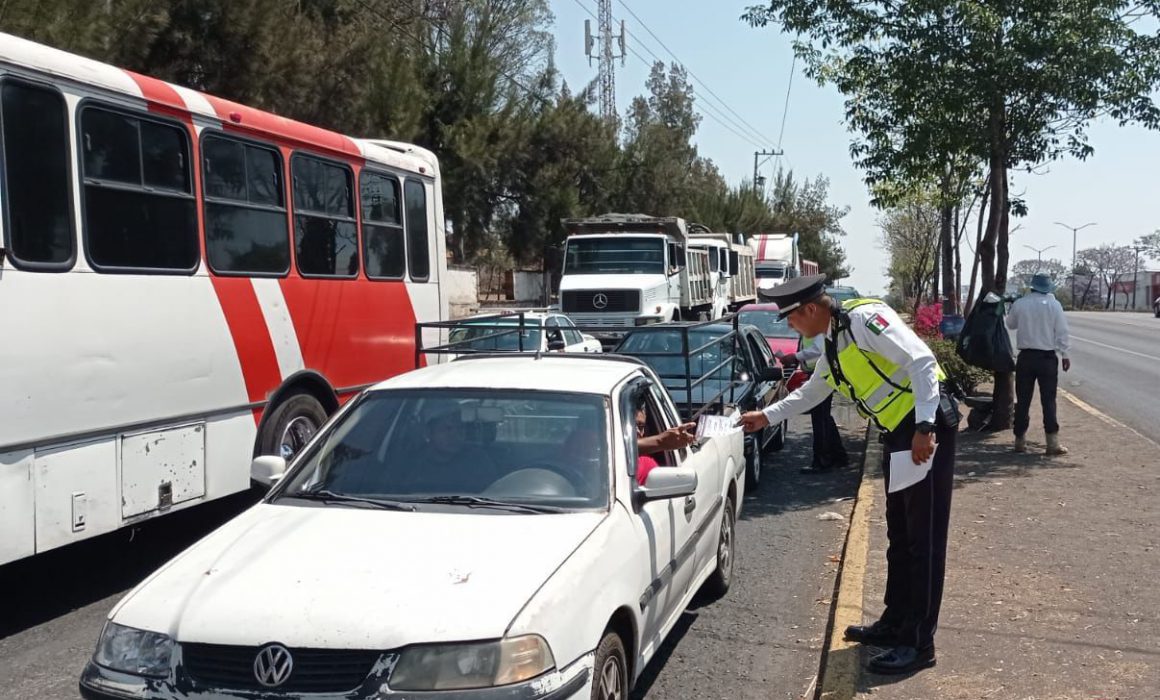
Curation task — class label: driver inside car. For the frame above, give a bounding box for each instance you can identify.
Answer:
[400,406,498,493]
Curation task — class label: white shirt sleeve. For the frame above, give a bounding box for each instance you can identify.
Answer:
[1054,299,1070,358]
[760,353,835,424]
[849,306,941,424]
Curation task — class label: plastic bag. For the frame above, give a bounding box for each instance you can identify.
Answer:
[955,294,1015,372]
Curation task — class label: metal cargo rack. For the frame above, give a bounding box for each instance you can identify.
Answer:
[414,312,753,423]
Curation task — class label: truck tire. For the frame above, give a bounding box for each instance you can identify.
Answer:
[257,393,328,462]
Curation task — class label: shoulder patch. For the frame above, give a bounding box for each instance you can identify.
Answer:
[865,313,890,335]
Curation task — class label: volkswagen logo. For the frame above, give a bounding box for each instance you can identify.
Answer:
[253,644,293,688]
[592,293,609,309]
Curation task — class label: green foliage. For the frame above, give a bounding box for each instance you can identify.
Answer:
[928,339,990,397]
[0,0,853,272]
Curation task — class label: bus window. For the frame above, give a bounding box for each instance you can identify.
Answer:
[202,134,289,276]
[404,179,429,282]
[80,106,198,272]
[291,154,358,278]
[0,80,73,269]
[360,170,405,279]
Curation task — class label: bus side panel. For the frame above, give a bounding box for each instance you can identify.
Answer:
[204,411,260,497]
[34,438,118,553]
[0,450,35,565]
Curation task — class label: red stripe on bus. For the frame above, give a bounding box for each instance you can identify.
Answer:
[279,278,422,388]
[210,277,284,424]
[757,236,767,260]
[124,71,186,114]
[200,94,361,158]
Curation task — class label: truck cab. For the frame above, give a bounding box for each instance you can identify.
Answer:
[559,214,713,347]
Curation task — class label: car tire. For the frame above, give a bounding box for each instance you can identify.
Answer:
[257,393,328,462]
[768,421,787,453]
[591,631,628,700]
[744,438,761,490]
[702,494,736,600]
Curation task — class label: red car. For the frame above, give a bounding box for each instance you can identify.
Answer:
[736,303,803,364]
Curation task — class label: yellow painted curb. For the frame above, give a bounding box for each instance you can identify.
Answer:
[816,423,880,700]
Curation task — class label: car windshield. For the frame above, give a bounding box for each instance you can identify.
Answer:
[448,323,543,352]
[827,287,860,303]
[616,328,735,382]
[276,390,609,510]
[737,311,796,338]
[564,237,664,275]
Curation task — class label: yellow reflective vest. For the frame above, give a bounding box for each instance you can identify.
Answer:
[821,299,946,432]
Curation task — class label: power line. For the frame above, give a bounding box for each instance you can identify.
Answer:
[614,0,780,147]
[568,0,767,149]
[776,53,796,152]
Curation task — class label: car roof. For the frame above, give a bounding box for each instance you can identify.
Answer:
[371,356,641,395]
[738,303,782,313]
[459,312,553,324]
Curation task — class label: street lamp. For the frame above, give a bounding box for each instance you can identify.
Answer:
[1054,221,1097,309]
[1023,244,1057,270]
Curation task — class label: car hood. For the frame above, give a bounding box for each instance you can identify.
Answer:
[110,503,605,649]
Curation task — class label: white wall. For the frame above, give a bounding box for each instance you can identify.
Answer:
[513,271,545,303]
[445,267,478,305]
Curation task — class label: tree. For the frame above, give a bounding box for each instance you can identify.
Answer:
[1136,232,1160,263]
[1010,258,1068,291]
[879,193,940,315]
[744,0,1160,428]
[1078,244,1136,309]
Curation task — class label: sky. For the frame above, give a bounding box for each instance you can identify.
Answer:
[547,0,1160,297]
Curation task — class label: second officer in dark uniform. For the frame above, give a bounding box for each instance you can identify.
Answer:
[739,275,958,675]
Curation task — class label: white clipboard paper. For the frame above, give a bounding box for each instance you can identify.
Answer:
[887,444,937,493]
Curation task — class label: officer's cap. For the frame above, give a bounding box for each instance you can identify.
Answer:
[767,274,829,320]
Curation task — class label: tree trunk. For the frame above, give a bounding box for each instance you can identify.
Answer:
[965,176,990,318]
[941,200,955,315]
[985,91,1014,431]
[953,204,962,315]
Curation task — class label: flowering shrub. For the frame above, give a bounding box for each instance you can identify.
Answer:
[913,302,943,339]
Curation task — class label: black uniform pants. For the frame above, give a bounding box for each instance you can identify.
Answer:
[1014,349,1060,437]
[879,410,956,650]
[809,392,848,466]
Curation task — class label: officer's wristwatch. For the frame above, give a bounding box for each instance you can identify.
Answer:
[915,421,936,435]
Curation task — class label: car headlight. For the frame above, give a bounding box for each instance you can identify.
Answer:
[390,635,555,691]
[93,621,174,678]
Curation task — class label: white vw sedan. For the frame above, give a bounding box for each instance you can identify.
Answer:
[81,355,745,700]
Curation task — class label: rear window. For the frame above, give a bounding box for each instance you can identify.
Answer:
[616,328,734,380]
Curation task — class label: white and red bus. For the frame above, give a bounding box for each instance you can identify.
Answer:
[0,32,448,566]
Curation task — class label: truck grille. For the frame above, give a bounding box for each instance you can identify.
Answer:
[562,289,641,313]
[182,643,384,693]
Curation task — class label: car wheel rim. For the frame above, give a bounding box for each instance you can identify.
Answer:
[280,416,317,461]
[751,449,760,482]
[598,654,623,700]
[718,507,734,581]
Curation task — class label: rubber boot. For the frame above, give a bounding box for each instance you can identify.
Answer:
[1046,432,1069,456]
[1013,435,1027,453]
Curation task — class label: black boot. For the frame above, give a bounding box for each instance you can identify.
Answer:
[866,645,936,674]
[843,620,902,646]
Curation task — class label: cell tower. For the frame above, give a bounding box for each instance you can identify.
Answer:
[584,1,626,122]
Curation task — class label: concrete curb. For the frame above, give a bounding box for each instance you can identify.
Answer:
[815,421,881,700]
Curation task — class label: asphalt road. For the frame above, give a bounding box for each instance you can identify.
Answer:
[0,412,863,700]
[1060,311,1159,440]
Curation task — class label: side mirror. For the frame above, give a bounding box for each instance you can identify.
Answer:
[251,455,288,487]
[759,366,782,382]
[547,338,567,352]
[637,467,698,501]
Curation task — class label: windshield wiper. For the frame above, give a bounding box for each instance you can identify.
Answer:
[407,495,565,514]
[286,489,416,511]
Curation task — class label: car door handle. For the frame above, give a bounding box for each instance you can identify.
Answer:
[684,496,696,515]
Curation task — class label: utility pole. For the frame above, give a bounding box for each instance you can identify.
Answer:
[1054,221,1096,309]
[584,1,625,123]
[1131,244,1146,310]
[752,149,783,192]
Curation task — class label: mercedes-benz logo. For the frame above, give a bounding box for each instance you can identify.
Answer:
[253,644,293,688]
[592,293,609,309]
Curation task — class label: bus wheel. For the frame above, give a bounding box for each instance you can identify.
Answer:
[259,394,328,462]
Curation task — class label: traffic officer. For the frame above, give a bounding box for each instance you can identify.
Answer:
[739,275,958,675]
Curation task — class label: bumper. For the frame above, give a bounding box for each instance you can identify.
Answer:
[80,653,593,700]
